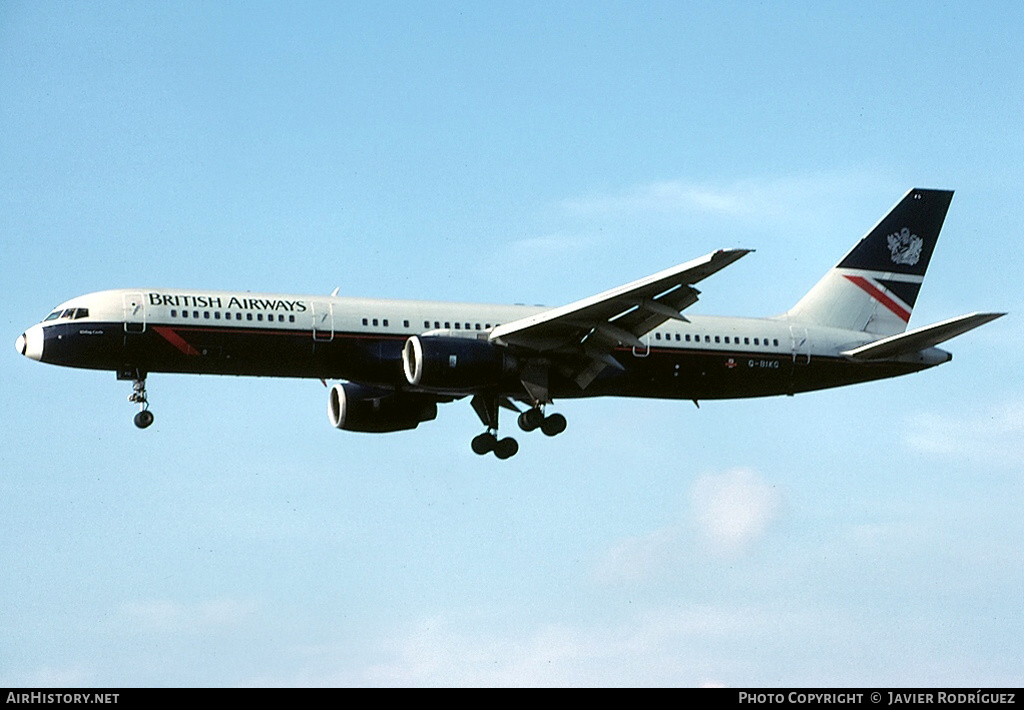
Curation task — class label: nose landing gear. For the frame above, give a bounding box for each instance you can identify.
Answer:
[119,368,153,429]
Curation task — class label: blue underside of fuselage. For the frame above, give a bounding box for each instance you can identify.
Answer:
[34,320,929,401]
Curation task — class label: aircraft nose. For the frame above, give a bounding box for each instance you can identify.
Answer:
[16,324,43,361]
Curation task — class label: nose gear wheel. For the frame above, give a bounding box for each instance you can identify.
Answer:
[125,372,154,429]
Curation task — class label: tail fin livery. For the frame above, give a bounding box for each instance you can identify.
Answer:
[786,188,954,336]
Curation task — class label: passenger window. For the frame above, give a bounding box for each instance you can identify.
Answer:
[289,315,295,323]
[372,318,378,327]
[454,322,460,330]
[773,339,779,347]
[193,311,199,319]
[404,320,410,328]
[171,310,178,318]
[434,321,440,329]
[182,310,189,318]
[236,313,242,321]
[444,322,450,329]
[247,313,253,321]
[744,337,750,345]
[257,313,263,321]
[214,312,221,320]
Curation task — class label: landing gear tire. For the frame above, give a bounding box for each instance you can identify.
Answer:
[540,413,567,437]
[472,432,497,455]
[494,437,519,460]
[517,408,544,432]
[134,410,154,429]
[471,431,518,459]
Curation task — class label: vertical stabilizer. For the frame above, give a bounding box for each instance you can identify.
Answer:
[786,188,954,336]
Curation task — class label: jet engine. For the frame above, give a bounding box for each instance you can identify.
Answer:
[327,382,437,433]
[402,335,514,392]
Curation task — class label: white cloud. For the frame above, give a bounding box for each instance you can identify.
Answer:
[691,468,782,556]
[561,172,885,229]
[272,604,829,687]
[5,665,93,688]
[594,468,783,585]
[902,401,1024,467]
[482,231,601,291]
[121,598,258,634]
[593,524,682,584]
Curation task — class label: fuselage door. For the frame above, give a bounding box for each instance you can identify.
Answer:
[312,301,334,342]
[123,292,146,333]
[789,324,810,365]
[632,333,650,358]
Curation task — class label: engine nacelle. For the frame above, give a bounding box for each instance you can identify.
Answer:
[402,335,513,392]
[327,382,437,433]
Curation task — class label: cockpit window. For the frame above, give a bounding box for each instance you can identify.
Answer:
[73,308,89,319]
[60,308,75,318]
[44,310,62,321]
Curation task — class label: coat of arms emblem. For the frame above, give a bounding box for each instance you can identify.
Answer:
[887,227,923,266]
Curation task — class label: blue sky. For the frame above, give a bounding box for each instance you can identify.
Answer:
[2,1,1022,687]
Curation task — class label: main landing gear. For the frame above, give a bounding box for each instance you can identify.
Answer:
[471,431,519,460]
[470,395,567,460]
[516,408,567,437]
[120,369,154,429]
[470,395,518,459]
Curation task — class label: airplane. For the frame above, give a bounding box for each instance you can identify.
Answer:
[15,188,1004,459]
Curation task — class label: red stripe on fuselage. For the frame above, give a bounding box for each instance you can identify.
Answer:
[843,275,911,322]
[152,326,201,355]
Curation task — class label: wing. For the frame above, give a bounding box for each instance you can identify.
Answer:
[489,248,751,389]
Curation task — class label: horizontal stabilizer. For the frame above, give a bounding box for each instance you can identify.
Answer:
[841,312,1005,360]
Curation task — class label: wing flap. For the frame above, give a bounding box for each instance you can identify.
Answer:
[841,312,1005,360]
